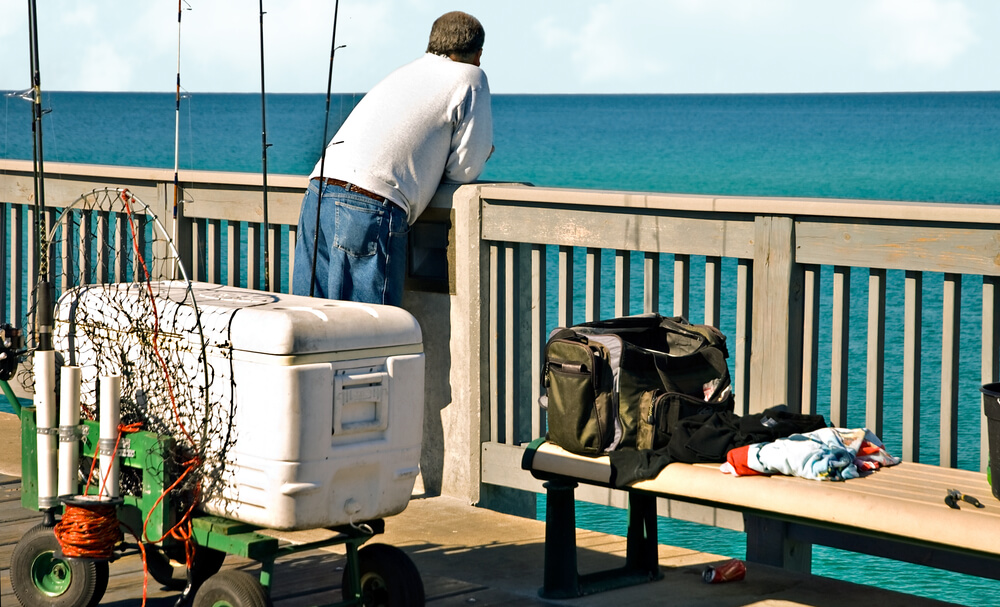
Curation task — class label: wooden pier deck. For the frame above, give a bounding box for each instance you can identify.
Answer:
[0,410,963,607]
[0,475,962,607]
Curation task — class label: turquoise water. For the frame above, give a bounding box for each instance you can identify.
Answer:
[4,91,999,204]
[3,91,1000,604]
[564,499,996,604]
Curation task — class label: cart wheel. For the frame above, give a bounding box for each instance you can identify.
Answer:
[342,543,425,607]
[145,542,227,590]
[89,562,110,607]
[10,523,109,607]
[193,570,271,607]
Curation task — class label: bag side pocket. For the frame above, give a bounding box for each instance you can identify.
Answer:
[639,390,734,451]
[544,339,610,455]
[637,390,657,451]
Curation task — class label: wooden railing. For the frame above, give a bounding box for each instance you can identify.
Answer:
[477,185,1000,505]
[0,160,305,308]
[3,160,1000,519]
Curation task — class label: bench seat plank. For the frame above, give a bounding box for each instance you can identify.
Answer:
[526,440,1000,558]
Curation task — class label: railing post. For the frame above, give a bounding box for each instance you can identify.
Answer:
[734,258,753,416]
[800,264,821,415]
[941,273,962,468]
[866,268,887,438]
[503,242,532,445]
[152,183,170,281]
[903,270,923,462]
[749,216,803,413]
[983,276,1000,471]
[168,182,193,281]
[406,184,489,505]
[530,244,547,439]
[585,247,602,321]
[0,204,7,325]
[10,204,25,327]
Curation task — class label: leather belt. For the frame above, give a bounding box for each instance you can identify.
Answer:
[315,177,389,204]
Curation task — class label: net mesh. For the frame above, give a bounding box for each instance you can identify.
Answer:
[20,188,237,516]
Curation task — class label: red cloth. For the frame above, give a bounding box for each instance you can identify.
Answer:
[725,445,764,476]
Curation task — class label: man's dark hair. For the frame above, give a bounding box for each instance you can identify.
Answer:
[426,11,484,60]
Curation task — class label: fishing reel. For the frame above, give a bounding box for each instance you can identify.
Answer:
[0,324,26,381]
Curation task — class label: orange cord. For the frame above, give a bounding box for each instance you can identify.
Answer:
[56,422,152,604]
[56,192,211,605]
[120,521,150,606]
[43,190,214,607]
[53,501,121,559]
[120,189,205,588]
[121,190,196,448]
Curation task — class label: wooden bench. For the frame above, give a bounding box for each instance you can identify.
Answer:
[521,437,1000,598]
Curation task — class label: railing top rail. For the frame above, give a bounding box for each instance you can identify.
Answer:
[4,159,998,225]
[479,183,1000,225]
[0,158,306,190]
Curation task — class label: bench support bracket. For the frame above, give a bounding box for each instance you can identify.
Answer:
[744,514,812,573]
[540,479,662,598]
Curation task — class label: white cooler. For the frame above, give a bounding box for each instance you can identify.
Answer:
[54,281,425,530]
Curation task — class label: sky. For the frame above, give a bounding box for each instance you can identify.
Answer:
[1,0,999,95]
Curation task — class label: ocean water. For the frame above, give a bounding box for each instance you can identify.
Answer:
[4,91,1000,203]
[3,90,1000,604]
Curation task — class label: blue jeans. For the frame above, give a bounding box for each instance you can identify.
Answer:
[292,180,409,306]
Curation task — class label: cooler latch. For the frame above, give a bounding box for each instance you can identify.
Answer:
[333,368,389,435]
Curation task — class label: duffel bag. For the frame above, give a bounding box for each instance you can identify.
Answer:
[540,313,734,455]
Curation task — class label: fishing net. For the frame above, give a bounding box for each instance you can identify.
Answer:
[19,187,237,524]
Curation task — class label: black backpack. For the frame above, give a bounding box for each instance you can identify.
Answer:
[540,314,734,456]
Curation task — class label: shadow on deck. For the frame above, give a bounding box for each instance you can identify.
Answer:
[1,473,961,607]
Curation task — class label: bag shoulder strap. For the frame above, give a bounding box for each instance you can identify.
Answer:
[547,327,583,345]
[658,316,729,358]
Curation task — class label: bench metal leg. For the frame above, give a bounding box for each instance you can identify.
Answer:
[542,480,580,598]
[744,513,812,573]
[625,491,660,576]
[539,481,662,598]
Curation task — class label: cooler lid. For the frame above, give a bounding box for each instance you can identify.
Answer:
[56,282,423,357]
[190,282,423,356]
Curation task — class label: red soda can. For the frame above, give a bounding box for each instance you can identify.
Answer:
[702,559,746,583]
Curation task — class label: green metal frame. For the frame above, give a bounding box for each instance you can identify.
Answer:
[17,403,176,540]
[6,378,378,606]
[2,379,23,416]
[190,515,381,602]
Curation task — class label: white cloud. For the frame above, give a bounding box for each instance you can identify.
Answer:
[670,0,793,21]
[74,42,134,91]
[862,0,977,70]
[58,4,99,29]
[0,0,997,94]
[535,3,669,86]
[174,0,399,93]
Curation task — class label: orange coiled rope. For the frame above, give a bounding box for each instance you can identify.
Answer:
[53,421,142,558]
[53,501,122,559]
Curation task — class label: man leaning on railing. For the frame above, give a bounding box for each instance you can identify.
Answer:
[291,10,494,305]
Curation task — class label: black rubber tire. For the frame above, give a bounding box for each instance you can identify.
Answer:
[10,523,106,607]
[145,542,227,590]
[342,543,425,607]
[193,570,271,607]
[89,561,110,607]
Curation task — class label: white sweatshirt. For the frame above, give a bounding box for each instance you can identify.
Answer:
[310,53,493,224]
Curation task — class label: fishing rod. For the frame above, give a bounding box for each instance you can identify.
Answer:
[26,0,51,352]
[259,0,273,291]
[172,0,189,278]
[26,0,59,523]
[309,0,342,297]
